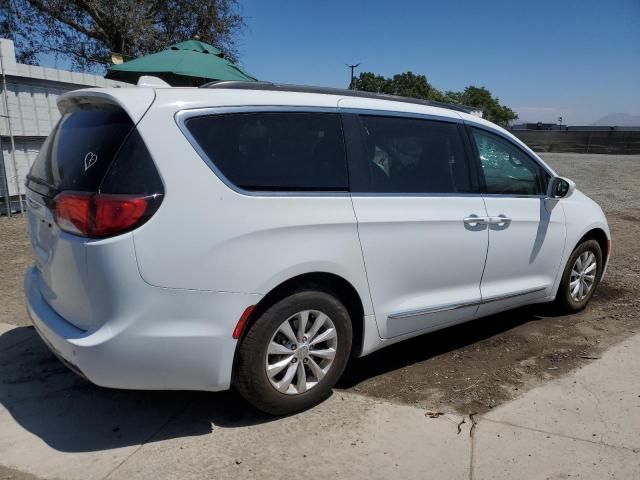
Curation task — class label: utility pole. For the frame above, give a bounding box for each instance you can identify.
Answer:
[346,63,360,90]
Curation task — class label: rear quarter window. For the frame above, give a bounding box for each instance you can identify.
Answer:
[184,112,349,192]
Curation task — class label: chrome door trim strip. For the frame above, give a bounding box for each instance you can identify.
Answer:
[481,286,547,303]
[339,107,463,124]
[388,299,481,319]
[175,105,555,200]
[387,286,547,320]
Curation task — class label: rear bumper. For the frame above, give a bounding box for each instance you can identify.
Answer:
[25,265,261,391]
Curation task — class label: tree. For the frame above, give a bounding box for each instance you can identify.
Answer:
[352,71,444,101]
[351,72,392,94]
[353,71,518,127]
[445,86,518,127]
[0,0,244,71]
[390,72,445,102]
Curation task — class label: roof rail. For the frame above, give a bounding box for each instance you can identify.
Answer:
[201,80,476,114]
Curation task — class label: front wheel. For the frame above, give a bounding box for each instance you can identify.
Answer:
[553,239,603,313]
[234,290,352,415]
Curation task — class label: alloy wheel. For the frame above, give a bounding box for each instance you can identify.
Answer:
[265,310,338,395]
[569,250,597,301]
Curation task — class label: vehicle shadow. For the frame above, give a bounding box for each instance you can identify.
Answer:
[0,305,552,453]
[0,326,276,453]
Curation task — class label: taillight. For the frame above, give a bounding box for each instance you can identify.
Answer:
[53,191,162,238]
[92,195,148,237]
[54,192,92,236]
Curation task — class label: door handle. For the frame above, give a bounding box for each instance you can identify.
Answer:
[486,215,512,226]
[463,215,488,226]
[464,215,512,227]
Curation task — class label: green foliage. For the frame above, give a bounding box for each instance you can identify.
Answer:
[445,86,518,127]
[0,0,244,71]
[351,72,392,94]
[352,71,518,127]
[351,71,444,101]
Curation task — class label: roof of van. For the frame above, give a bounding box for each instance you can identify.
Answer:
[201,81,479,115]
[60,81,557,177]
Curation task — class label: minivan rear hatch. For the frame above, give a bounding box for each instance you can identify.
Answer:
[25,90,158,331]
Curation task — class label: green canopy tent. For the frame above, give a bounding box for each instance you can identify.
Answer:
[106,40,257,86]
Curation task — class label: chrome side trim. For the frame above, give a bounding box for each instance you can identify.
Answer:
[350,192,547,199]
[338,107,463,124]
[176,105,555,200]
[481,286,547,303]
[388,299,480,319]
[387,286,548,320]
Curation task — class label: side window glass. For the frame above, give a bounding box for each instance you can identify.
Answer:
[471,128,547,195]
[354,115,471,194]
[185,112,348,191]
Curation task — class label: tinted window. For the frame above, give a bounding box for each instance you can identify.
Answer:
[185,112,348,191]
[351,115,471,194]
[100,129,164,195]
[28,106,135,195]
[471,128,548,195]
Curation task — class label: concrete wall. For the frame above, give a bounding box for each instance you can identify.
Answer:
[511,130,640,154]
[0,38,125,210]
[0,80,66,138]
[1,138,45,197]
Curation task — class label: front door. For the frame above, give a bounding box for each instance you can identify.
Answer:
[344,113,489,339]
[468,127,566,317]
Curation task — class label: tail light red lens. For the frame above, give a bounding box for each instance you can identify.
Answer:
[92,195,148,237]
[54,192,93,236]
[54,191,161,238]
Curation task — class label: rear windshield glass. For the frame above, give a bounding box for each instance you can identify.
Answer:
[185,112,348,191]
[28,106,135,194]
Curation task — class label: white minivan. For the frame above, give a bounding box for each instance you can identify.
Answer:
[24,81,610,414]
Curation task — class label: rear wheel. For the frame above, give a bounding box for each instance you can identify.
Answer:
[553,239,603,313]
[234,290,352,415]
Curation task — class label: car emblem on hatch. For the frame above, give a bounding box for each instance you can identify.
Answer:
[84,152,98,172]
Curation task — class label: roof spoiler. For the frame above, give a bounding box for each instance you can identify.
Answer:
[57,88,156,124]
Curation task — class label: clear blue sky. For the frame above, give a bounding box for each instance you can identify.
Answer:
[235,0,640,124]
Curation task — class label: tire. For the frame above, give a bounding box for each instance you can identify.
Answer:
[234,290,353,415]
[553,239,603,313]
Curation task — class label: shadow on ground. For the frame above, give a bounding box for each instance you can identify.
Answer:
[0,303,566,454]
[0,326,280,453]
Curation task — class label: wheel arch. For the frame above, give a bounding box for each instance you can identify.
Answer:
[576,227,609,260]
[553,226,610,301]
[232,272,366,375]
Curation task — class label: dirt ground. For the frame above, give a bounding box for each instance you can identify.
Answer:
[340,153,640,414]
[1,153,638,418]
[0,214,31,328]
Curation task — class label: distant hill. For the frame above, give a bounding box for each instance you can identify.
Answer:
[591,113,640,126]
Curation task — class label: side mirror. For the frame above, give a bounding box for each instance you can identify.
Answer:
[547,176,575,199]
